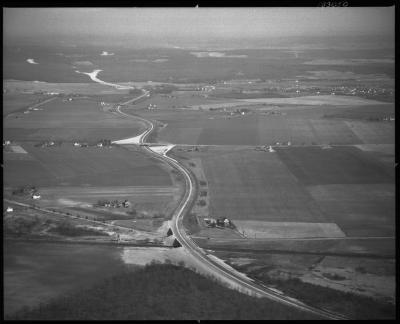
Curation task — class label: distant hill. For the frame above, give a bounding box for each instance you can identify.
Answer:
[6,262,318,320]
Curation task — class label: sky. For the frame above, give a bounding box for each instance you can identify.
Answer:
[4,7,395,42]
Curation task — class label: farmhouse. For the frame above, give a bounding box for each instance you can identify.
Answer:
[6,207,13,213]
[32,193,41,199]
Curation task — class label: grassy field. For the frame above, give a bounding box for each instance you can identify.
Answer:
[4,97,144,142]
[3,143,173,188]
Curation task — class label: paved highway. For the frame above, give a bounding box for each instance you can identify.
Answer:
[114,90,349,320]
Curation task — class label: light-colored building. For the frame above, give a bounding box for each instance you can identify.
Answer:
[6,207,13,213]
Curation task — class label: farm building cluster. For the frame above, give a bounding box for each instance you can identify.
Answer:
[95,199,131,208]
[12,186,41,200]
[35,141,62,147]
[73,139,113,148]
[204,217,233,229]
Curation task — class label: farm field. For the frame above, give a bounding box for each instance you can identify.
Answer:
[172,146,329,223]
[345,120,395,144]
[3,143,173,188]
[173,144,394,241]
[275,146,393,185]
[3,92,50,116]
[129,92,237,111]
[138,103,393,146]
[36,185,181,220]
[4,80,130,95]
[3,97,145,142]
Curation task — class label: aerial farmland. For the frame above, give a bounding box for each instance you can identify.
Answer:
[3,7,395,321]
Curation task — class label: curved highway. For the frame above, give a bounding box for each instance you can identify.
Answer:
[115,91,349,320]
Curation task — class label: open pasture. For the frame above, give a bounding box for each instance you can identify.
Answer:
[4,98,145,142]
[3,143,172,188]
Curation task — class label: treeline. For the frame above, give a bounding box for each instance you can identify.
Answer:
[7,262,316,320]
[48,221,107,237]
[250,272,395,320]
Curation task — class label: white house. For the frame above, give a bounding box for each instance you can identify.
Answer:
[32,194,41,200]
[6,207,13,213]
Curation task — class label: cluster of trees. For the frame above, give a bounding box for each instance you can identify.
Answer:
[7,262,314,320]
[182,213,200,235]
[12,186,37,196]
[128,88,144,96]
[248,269,395,320]
[144,84,178,94]
[48,221,107,237]
[4,215,40,236]
[197,200,206,207]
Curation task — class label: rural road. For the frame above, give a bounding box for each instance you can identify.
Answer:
[113,90,349,320]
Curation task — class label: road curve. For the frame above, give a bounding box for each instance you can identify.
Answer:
[115,91,349,320]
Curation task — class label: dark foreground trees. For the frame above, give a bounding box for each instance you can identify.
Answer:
[7,263,316,320]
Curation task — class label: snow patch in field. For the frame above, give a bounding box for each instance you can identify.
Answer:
[100,51,114,56]
[112,132,145,144]
[148,144,175,156]
[56,198,92,208]
[121,246,190,266]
